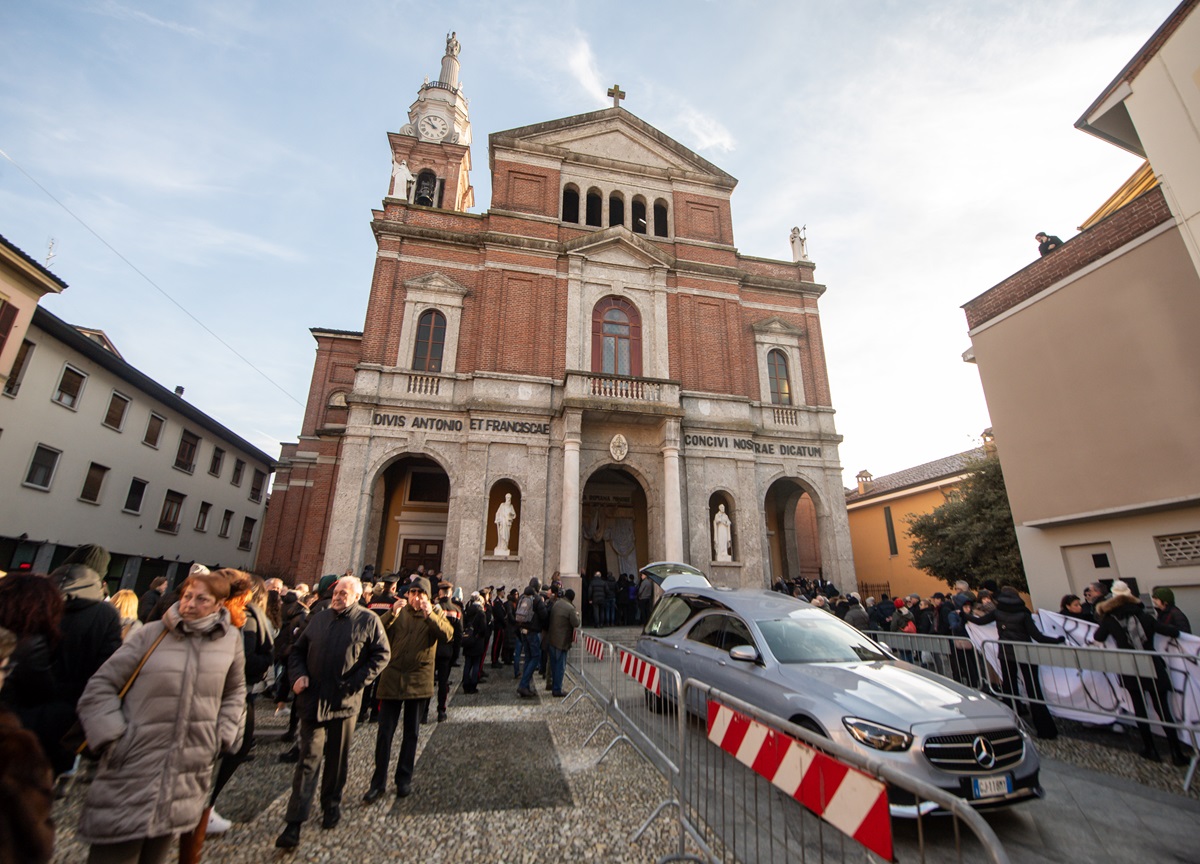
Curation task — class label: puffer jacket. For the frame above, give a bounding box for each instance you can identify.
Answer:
[376,604,454,700]
[289,603,389,722]
[1094,594,1158,650]
[75,604,245,845]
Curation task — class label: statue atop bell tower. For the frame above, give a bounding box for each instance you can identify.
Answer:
[439,31,460,88]
[389,33,474,211]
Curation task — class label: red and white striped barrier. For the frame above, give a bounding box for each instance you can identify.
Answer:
[707,700,893,862]
[619,648,661,695]
[583,633,607,661]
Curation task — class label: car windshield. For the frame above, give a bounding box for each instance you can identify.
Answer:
[757,611,892,664]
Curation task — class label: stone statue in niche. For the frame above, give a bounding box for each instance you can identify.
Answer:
[713,504,733,562]
[391,159,414,200]
[493,493,517,556]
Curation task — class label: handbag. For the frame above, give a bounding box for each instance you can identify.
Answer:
[60,626,169,757]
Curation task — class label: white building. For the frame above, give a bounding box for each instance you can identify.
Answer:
[0,301,274,591]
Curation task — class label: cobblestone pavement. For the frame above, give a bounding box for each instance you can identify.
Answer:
[50,627,1198,862]
[51,657,701,863]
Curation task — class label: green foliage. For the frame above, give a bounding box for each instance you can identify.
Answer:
[903,456,1028,592]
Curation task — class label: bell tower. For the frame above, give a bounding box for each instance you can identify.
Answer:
[387,32,474,211]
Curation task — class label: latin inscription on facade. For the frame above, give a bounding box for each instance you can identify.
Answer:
[683,433,822,458]
[371,412,549,436]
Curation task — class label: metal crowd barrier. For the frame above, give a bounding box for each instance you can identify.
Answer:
[977,639,1200,790]
[565,628,1013,864]
[869,630,986,688]
[568,630,693,861]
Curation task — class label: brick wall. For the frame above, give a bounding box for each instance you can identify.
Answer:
[964,187,1172,330]
[491,160,560,216]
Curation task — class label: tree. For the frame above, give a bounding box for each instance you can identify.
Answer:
[904,456,1028,592]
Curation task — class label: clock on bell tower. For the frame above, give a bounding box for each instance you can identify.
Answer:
[387,32,474,212]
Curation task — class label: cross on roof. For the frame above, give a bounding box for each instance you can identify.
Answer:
[607,84,626,108]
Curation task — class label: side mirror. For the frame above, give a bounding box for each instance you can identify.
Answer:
[729,644,759,663]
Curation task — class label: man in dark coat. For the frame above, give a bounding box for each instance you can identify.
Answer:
[516,579,549,698]
[277,577,389,849]
[968,586,1063,739]
[1151,587,1191,636]
[48,544,122,774]
[363,577,452,803]
[1035,232,1063,256]
[546,589,580,696]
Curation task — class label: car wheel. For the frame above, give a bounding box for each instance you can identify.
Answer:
[790,716,826,741]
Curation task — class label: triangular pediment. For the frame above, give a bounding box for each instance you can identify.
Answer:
[563,227,675,268]
[751,316,807,337]
[491,107,735,187]
[403,271,470,297]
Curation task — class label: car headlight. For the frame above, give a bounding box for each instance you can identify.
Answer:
[842,718,913,752]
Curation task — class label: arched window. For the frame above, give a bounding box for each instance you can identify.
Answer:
[608,192,625,228]
[414,170,440,207]
[767,349,791,405]
[413,310,446,372]
[653,199,669,237]
[561,184,580,224]
[631,196,648,234]
[585,188,602,226]
[591,297,642,377]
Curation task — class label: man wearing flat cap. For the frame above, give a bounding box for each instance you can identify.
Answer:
[363,576,454,803]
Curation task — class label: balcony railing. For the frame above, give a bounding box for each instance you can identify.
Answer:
[565,371,680,413]
[407,374,441,396]
[771,406,800,426]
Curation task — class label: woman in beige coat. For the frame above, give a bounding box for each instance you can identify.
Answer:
[76,567,246,864]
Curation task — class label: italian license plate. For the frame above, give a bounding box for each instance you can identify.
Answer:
[972,775,1012,798]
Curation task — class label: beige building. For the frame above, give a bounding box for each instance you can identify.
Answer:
[963,0,1200,622]
[1,233,65,387]
[846,447,985,601]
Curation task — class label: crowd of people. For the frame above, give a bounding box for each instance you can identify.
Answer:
[3,548,1195,862]
[780,575,1192,762]
[0,551,581,862]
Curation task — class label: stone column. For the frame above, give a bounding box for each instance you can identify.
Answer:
[558,412,582,580]
[662,418,684,561]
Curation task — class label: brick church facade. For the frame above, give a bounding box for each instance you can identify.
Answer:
[257,35,854,597]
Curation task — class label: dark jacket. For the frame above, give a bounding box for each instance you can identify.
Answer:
[50,565,123,705]
[274,596,308,661]
[843,601,869,631]
[241,603,275,686]
[376,604,453,701]
[547,597,580,651]
[461,600,488,656]
[137,588,162,623]
[971,590,1062,644]
[1094,594,1158,650]
[1155,604,1192,638]
[519,586,549,633]
[289,604,389,722]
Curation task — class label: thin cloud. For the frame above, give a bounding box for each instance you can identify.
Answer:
[672,105,735,153]
[93,0,204,39]
[565,36,609,108]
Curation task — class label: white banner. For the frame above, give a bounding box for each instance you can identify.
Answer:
[966,609,1200,732]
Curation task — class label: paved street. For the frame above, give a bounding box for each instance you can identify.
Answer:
[50,632,1199,863]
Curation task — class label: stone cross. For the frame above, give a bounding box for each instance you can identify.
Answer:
[607,84,626,108]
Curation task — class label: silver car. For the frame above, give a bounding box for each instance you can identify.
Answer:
[635,563,1042,815]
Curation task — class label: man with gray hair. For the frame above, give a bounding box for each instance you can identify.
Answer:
[277,577,390,850]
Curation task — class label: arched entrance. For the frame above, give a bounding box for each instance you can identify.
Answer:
[763,478,822,586]
[374,455,451,575]
[580,467,648,625]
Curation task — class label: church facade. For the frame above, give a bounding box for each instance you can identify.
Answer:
[257,36,854,598]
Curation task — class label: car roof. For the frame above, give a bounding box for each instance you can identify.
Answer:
[663,585,816,619]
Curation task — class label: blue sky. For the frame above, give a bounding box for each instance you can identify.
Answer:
[0,0,1174,486]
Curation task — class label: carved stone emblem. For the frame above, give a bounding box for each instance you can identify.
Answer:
[609,433,629,462]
